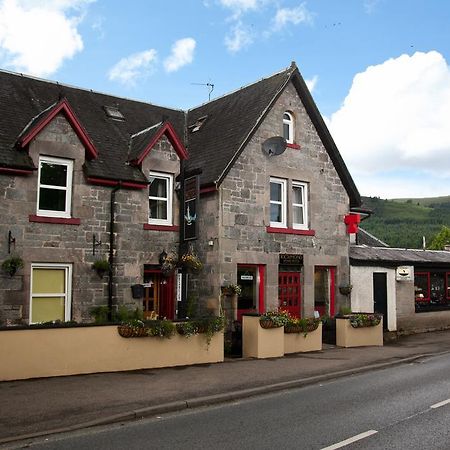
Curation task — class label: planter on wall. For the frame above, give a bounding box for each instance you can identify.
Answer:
[242,315,284,358]
[336,317,383,348]
[284,322,322,354]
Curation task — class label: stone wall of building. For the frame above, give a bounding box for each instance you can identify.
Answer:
[0,115,180,324]
[194,82,351,316]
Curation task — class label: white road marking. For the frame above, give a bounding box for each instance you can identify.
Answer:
[430,398,450,409]
[321,430,378,450]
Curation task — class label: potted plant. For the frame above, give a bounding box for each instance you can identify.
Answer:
[339,283,353,296]
[259,310,289,329]
[161,252,178,276]
[92,259,110,278]
[2,255,24,277]
[348,313,382,328]
[221,284,242,296]
[180,251,203,273]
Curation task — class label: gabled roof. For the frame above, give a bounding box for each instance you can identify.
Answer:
[350,245,450,267]
[128,121,188,165]
[0,70,185,184]
[186,62,361,207]
[17,97,98,159]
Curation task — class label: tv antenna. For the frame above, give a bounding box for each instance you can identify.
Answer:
[191,82,215,101]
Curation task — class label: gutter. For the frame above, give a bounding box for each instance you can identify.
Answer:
[108,183,121,321]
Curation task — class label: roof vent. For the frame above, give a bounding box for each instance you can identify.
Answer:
[103,105,125,121]
[188,115,208,133]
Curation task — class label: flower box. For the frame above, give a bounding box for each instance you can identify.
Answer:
[336,316,383,348]
[242,315,284,359]
[284,322,322,353]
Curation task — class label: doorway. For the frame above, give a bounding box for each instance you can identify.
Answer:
[373,272,388,330]
[236,264,265,321]
[143,268,175,320]
[278,272,302,317]
[314,266,335,317]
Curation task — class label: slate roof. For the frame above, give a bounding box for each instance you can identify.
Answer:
[0,64,361,207]
[0,70,185,183]
[356,228,389,247]
[186,62,361,207]
[350,245,450,267]
[128,122,163,163]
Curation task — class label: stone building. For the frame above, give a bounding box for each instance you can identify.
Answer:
[0,62,361,325]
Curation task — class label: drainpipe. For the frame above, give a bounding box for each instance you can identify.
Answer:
[178,159,187,319]
[108,182,121,321]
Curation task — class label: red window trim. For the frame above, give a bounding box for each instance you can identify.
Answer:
[29,215,81,225]
[200,185,217,195]
[415,271,431,301]
[266,226,315,236]
[143,224,179,232]
[87,177,148,189]
[286,143,301,150]
[0,167,35,176]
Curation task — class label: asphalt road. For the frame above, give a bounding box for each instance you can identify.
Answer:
[8,353,450,450]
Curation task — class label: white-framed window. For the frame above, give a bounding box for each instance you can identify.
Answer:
[283,111,294,144]
[148,171,173,226]
[30,263,72,324]
[270,177,287,228]
[292,181,309,229]
[37,156,73,218]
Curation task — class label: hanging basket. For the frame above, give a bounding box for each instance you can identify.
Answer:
[259,319,283,329]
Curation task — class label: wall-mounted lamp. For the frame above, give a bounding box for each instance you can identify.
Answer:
[208,239,214,247]
[92,234,102,256]
[8,230,15,254]
[159,250,168,266]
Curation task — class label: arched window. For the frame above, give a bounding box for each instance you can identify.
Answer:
[283,112,294,144]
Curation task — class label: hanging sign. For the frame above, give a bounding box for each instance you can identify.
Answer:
[183,175,199,241]
[240,274,254,281]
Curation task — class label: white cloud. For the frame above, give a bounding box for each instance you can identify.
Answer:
[364,0,381,14]
[327,51,450,197]
[305,75,318,93]
[225,21,254,53]
[273,3,313,30]
[164,38,196,73]
[0,0,92,76]
[219,0,265,18]
[108,49,158,86]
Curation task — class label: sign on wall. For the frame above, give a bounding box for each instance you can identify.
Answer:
[183,175,199,241]
[279,254,304,266]
[396,266,412,281]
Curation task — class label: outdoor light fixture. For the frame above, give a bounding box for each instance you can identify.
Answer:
[159,250,168,266]
[8,230,15,254]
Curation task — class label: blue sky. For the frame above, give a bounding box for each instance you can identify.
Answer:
[0,0,449,199]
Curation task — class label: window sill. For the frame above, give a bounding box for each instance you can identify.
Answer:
[29,215,81,225]
[266,226,315,236]
[286,143,301,150]
[143,224,179,232]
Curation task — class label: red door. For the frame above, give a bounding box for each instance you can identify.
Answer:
[278,272,301,317]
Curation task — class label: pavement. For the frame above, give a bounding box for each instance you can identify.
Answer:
[1,329,450,446]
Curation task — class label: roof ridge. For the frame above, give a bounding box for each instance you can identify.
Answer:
[0,68,185,113]
[188,64,294,113]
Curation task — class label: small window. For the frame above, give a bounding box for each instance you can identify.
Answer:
[283,112,294,144]
[37,156,73,218]
[103,105,125,121]
[270,177,287,228]
[149,172,173,226]
[292,181,308,230]
[30,264,72,324]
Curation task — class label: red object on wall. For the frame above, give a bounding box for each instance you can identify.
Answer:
[344,213,360,234]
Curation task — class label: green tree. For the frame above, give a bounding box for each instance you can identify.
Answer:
[428,225,450,250]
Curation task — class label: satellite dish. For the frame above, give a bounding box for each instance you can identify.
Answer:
[262,136,287,156]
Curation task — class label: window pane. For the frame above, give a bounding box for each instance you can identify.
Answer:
[414,274,429,299]
[293,185,304,205]
[39,188,66,211]
[32,269,66,294]
[270,182,281,202]
[283,123,290,140]
[149,178,167,198]
[40,163,67,187]
[293,205,304,225]
[32,297,65,323]
[149,199,168,220]
[270,203,282,223]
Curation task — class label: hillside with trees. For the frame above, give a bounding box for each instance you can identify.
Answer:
[360,196,450,249]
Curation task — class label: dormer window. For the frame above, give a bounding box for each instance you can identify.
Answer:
[103,105,125,121]
[283,112,294,144]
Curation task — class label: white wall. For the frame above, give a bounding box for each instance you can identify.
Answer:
[350,266,397,331]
